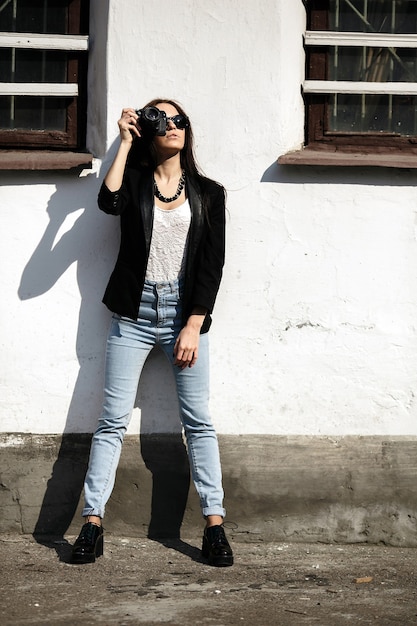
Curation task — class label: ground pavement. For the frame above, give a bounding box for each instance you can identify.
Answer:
[1,533,416,625]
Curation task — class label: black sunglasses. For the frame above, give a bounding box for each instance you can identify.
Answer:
[165,114,189,130]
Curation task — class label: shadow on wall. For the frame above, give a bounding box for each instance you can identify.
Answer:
[15,158,190,543]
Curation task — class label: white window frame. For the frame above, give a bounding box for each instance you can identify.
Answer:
[304,30,417,97]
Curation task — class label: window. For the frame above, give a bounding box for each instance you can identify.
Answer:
[0,0,90,169]
[282,0,417,166]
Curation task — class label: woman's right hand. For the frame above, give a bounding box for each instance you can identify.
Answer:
[118,107,141,144]
[104,108,141,191]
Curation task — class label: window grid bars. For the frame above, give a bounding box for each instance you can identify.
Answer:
[0,1,88,135]
[306,0,417,135]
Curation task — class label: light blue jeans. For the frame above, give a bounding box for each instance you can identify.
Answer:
[82,279,226,520]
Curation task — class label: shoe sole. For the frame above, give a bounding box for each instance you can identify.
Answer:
[71,552,102,564]
[208,555,234,567]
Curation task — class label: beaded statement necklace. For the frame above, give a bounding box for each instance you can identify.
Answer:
[153,170,186,203]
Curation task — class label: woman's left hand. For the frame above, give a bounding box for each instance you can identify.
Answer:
[174,307,207,370]
[173,325,200,369]
[174,309,206,369]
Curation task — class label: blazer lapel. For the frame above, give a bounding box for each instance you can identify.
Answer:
[139,170,155,256]
[187,177,204,259]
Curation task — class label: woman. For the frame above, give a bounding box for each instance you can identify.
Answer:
[71,99,233,567]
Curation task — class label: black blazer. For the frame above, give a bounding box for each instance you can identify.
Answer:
[98,167,226,334]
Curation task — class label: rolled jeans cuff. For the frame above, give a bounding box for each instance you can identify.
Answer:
[82,507,104,519]
[203,506,226,519]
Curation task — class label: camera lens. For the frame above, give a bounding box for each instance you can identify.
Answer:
[143,106,162,122]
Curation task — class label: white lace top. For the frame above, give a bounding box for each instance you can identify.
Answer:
[145,199,191,282]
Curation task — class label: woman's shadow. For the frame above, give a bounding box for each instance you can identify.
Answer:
[17,167,200,562]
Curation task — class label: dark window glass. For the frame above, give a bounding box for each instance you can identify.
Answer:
[0,49,68,83]
[0,95,68,130]
[330,0,417,34]
[329,48,417,84]
[0,0,68,34]
[327,94,417,135]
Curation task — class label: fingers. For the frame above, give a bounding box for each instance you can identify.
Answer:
[174,348,196,369]
[118,107,141,140]
[173,338,198,369]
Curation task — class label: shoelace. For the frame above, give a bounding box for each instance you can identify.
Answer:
[79,524,100,543]
[207,526,228,545]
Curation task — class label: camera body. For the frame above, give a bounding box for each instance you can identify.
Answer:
[135,106,167,136]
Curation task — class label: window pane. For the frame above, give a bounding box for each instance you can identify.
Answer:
[326,1,417,136]
[0,0,68,34]
[330,0,417,34]
[0,49,68,82]
[328,93,417,135]
[329,47,417,82]
[0,95,69,130]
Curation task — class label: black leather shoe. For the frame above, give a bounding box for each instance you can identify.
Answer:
[202,524,234,567]
[71,522,103,564]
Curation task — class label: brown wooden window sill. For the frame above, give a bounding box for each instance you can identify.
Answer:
[0,150,93,171]
[278,149,417,169]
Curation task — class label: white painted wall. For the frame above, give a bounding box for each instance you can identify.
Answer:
[2,0,417,437]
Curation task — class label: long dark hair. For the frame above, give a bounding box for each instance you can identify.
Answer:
[128,98,203,178]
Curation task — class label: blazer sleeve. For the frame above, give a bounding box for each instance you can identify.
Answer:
[97,180,129,216]
[191,184,226,314]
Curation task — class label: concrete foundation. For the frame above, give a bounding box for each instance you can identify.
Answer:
[1,434,416,546]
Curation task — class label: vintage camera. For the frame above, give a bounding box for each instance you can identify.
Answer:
[135,106,167,136]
